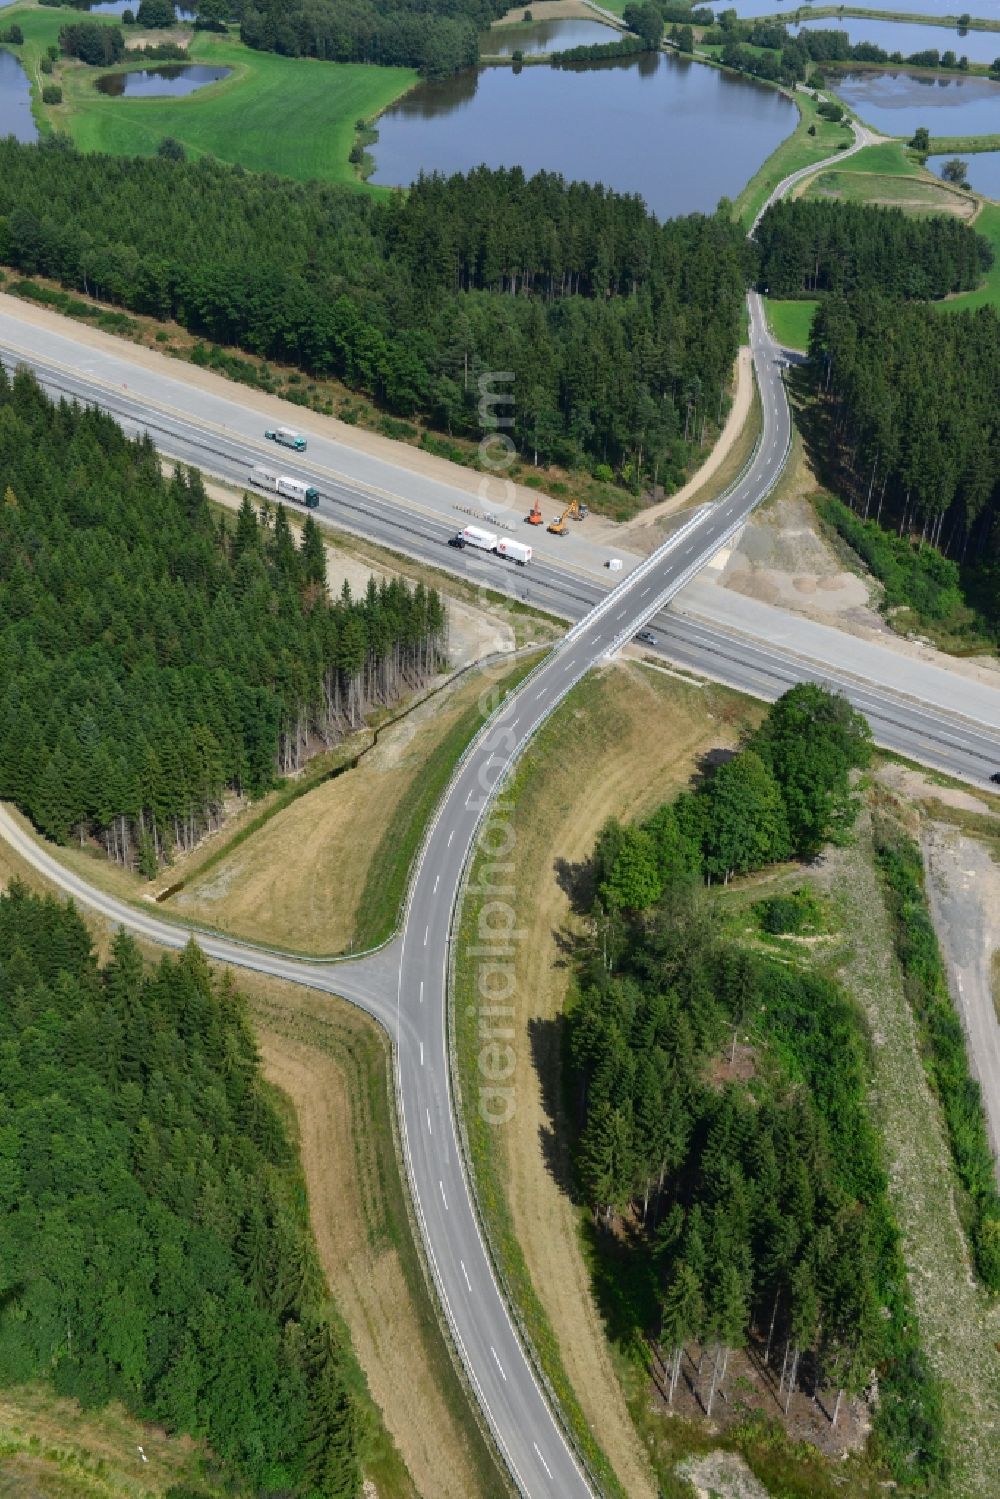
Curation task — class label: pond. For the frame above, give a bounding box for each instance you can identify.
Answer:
[831,69,1000,136]
[792,15,1000,66]
[482,17,621,57]
[95,63,231,96]
[927,149,1000,199]
[369,51,797,220]
[724,0,1000,19]
[0,48,36,143]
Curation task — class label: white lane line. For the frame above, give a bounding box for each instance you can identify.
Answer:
[616,609,626,619]
[433,874,440,893]
[447,829,455,847]
[533,1443,554,1481]
[423,925,429,946]
[535,688,546,700]
[419,980,424,1003]
[425,1108,433,1135]
[419,1041,424,1066]
[465,789,474,807]
[490,1346,507,1382]
[510,716,520,729]
[563,660,574,672]
[640,586,651,598]
[439,1180,448,1211]
[461,1260,472,1292]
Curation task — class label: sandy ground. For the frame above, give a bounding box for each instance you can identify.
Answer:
[676,1450,770,1499]
[249,987,489,1499]
[922,823,1000,1183]
[495,665,760,1499]
[703,487,1000,689]
[611,346,754,546]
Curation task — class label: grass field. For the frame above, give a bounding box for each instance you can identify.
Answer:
[765,297,817,349]
[805,166,977,215]
[168,653,538,955]
[735,89,856,227]
[2,8,416,181]
[453,664,768,1499]
[940,199,1000,309]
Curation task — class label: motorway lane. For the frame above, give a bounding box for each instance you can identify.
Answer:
[3,117,999,1495]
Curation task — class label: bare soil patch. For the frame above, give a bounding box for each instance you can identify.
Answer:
[492,664,764,1498]
[494,0,596,24]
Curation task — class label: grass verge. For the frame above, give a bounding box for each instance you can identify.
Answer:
[242,972,509,1499]
[764,296,817,350]
[351,651,541,949]
[735,89,855,227]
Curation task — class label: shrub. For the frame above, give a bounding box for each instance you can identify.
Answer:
[42,84,62,105]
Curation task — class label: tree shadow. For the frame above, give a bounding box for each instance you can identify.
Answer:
[528,1012,577,1198]
[553,854,595,916]
[694,745,738,782]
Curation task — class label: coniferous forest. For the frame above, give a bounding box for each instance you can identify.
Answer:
[0,145,752,486]
[0,367,446,872]
[755,199,992,300]
[240,0,501,78]
[568,689,946,1490]
[807,295,1000,573]
[0,883,361,1496]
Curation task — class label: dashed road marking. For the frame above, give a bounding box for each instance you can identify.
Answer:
[533,1443,553,1480]
[426,1108,432,1135]
[433,874,440,894]
[461,1260,472,1291]
[424,925,429,946]
[419,1041,424,1065]
[447,829,455,847]
[419,980,424,1003]
[490,1346,507,1382]
[439,1180,448,1211]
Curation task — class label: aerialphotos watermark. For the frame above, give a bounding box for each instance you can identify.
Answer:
[468,370,520,1125]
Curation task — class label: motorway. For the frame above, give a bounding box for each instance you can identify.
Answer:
[2,120,999,1498]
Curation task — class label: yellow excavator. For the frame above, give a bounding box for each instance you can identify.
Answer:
[547,499,589,535]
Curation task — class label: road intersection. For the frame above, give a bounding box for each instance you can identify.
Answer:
[2,121,998,1497]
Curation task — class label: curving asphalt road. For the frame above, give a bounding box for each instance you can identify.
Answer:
[3,120,998,1497]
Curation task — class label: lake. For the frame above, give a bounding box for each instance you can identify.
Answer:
[725,0,1000,18]
[95,63,231,96]
[831,69,1000,136]
[483,17,620,57]
[927,149,1000,198]
[369,51,797,219]
[0,49,36,142]
[792,16,1000,66]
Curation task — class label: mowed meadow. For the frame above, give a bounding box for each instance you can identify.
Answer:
[2,7,416,180]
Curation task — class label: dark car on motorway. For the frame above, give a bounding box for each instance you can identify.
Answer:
[634,630,656,646]
[991,771,1000,784]
[448,534,466,549]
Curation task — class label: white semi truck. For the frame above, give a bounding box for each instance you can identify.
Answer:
[460,525,499,552]
[496,538,532,566]
[249,465,320,509]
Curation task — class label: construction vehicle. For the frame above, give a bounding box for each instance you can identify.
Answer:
[547,499,588,535]
[526,500,544,525]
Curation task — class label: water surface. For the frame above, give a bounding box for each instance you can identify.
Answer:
[95,63,230,96]
[370,51,796,219]
[483,17,620,56]
[831,68,1000,135]
[725,0,1000,18]
[927,148,1000,197]
[793,15,1000,65]
[0,49,36,142]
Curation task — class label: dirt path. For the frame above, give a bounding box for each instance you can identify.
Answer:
[827,820,1000,1499]
[496,665,758,1499]
[608,347,754,544]
[922,823,1000,1182]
